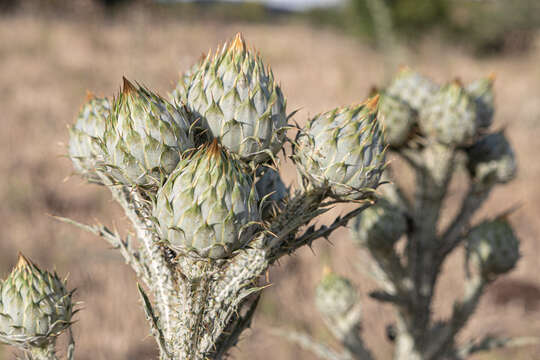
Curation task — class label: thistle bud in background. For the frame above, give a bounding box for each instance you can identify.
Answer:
[466,74,495,129]
[68,95,110,182]
[386,67,439,111]
[183,33,288,165]
[315,270,357,319]
[294,96,386,200]
[377,92,416,147]
[419,82,478,146]
[350,198,407,250]
[154,140,260,259]
[466,219,520,280]
[466,131,517,186]
[0,254,74,349]
[255,167,288,219]
[102,78,194,186]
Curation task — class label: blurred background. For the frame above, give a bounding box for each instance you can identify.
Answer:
[0,0,539,359]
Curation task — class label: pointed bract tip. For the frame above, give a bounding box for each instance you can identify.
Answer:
[85,90,95,102]
[207,138,221,157]
[16,252,31,270]
[452,78,464,87]
[322,265,332,277]
[230,32,247,52]
[365,94,380,111]
[122,76,137,95]
[369,86,379,96]
[398,65,412,73]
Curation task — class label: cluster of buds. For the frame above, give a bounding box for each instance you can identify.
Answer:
[61,33,389,359]
[308,68,522,360]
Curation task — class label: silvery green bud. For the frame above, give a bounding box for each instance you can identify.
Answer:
[183,33,288,165]
[315,271,357,319]
[466,74,495,129]
[386,67,439,111]
[467,131,517,185]
[103,78,194,186]
[154,140,260,259]
[350,198,407,250]
[294,96,386,200]
[0,254,73,349]
[378,92,416,147]
[466,219,520,279]
[68,95,110,182]
[419,82,478,146]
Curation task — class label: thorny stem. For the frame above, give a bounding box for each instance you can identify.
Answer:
[28,342,58,360]
[425,274,488,359]
[437,182,492,263]
[401,144,456,355]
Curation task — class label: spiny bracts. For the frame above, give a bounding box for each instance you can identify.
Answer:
[466,219,520,279]
[466,74,496,129]
[315,270,357,319]
[351,198,407,250]
[294,96,386,200]
[377,92,416,147]
[180,33,288,165]
[386,67,439,111]
[68,95,110,183]
[102,78,194,186]
[0,254,73,349]
[419,81,478,146]
[154,140,260,259]
[467,130,516,186]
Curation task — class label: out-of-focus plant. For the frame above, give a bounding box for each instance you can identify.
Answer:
[307,0,539,56]
[276,68,537,359]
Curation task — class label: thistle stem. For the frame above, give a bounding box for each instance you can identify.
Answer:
[28,343,58,360]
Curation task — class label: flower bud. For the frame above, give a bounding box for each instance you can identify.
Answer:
[294,96,386,200]
[466,219,520,279]
[467,131,517,185]
[315,271,357,319]
[350,198,407,250]
[419,82,478,146]
[0,254,74,348]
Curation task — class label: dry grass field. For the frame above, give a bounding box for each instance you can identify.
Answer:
[0,9,539,360]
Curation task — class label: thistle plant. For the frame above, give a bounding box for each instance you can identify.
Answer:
[63,33,384,359]
[0,35,530,360]
[287,68,531,360]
